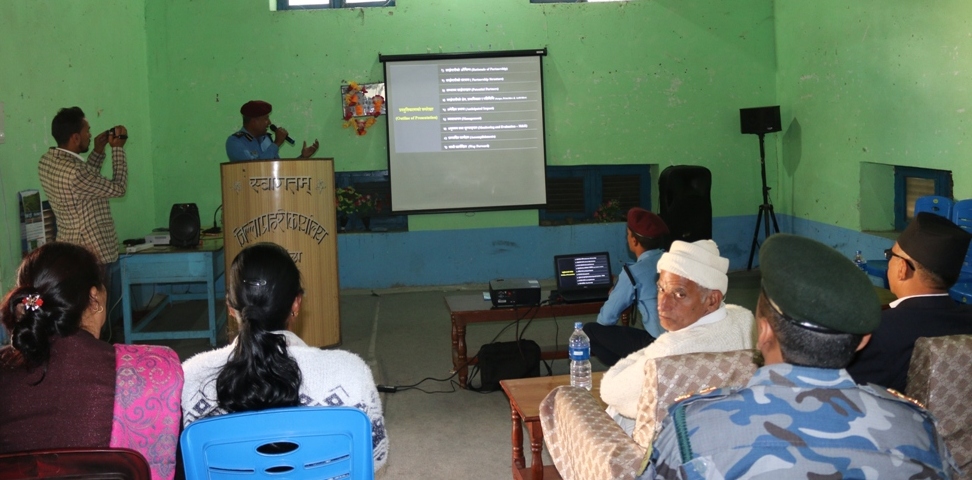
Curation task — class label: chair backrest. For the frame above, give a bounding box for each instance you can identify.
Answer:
[914,195,954,219]
[0,448,151,480]
[906,335,972,476]
[953,199,972,232]
[631,349,759,448]
[952,200,972,283]
[180,406,374,480]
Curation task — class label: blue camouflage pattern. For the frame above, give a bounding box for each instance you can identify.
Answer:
[644,363,956,479]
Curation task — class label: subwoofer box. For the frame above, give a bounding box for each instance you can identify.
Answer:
[658,166,712,243]
[169,203,200,248]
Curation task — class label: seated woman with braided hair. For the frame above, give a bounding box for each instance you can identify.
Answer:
[180,242,388,471]
[0,242,183,480]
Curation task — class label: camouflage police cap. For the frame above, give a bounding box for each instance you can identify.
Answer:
[759,234,880,335]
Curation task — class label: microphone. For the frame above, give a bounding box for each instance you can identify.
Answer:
[269,124,296,145]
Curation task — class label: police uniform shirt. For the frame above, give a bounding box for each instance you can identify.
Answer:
[645,363,955,479]
[225,127,279,161]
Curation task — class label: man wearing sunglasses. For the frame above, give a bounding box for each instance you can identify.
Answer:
[847,212,972,393]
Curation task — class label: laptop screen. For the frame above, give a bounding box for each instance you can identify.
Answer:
[554,252,613,292]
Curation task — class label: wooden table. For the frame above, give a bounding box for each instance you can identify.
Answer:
[446,294,625,389]
[500,372,606,480]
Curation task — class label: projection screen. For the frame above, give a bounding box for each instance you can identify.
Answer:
[380,49,548,213]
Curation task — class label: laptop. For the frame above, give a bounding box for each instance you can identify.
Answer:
[553,252,613,303]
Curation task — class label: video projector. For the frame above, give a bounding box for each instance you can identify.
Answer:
[488,278,542,308]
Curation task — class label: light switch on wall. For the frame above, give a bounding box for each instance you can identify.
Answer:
[0,102,5,144]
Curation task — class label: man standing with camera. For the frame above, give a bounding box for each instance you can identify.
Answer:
[39,106,128,277]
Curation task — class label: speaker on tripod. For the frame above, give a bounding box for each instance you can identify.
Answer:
[169,203,200,248]
[739,106,782,270]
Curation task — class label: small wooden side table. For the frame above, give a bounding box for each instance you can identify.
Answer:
[500,372,606,480]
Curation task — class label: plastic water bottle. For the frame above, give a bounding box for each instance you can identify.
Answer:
[854,250,867,271]
[569,322,592,390]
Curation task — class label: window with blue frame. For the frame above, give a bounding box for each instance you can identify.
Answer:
[275,0,393,10]
[541,165,652,225]
[894,166,952,230]
[335,170,407,232]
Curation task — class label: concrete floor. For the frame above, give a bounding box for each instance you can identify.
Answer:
[115,270,763,479]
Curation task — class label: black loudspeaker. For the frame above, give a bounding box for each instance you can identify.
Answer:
[169,203,200,248]
[739,106,782,135]
[658,166,712,243]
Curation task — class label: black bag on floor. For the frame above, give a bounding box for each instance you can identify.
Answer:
[471,340,541,392]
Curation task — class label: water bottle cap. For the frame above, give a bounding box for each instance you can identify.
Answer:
[574,321,583,329]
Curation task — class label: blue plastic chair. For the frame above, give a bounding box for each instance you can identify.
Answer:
[180,406,374,480]
[949,199,972,300]
[914,195,954,219]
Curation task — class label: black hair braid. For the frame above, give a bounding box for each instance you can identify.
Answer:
[215,302,302,413]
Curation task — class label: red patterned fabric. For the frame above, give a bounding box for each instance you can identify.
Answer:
[109,344,183,480]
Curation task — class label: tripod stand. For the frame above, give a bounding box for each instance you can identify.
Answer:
[746,132,780,270]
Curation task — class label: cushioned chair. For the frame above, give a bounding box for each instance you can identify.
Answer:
[540,349,759,480]
[180,406,374,480]
[0,448,150,480]
[906,335,972,479]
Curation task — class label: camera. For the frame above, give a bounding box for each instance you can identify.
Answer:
[106,127,128,140]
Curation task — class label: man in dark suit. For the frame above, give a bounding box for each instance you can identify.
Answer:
[847,212,972,392]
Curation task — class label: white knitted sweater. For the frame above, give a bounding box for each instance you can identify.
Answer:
[600,304,755,419]
[181,330,388,471]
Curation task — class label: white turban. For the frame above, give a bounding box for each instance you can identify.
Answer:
[657,239,729,294]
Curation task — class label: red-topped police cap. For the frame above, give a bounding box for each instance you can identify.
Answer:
[627,208,669,238]
[240,100,272,117]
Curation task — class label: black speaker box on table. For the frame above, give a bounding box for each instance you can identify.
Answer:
[169,203,200,248]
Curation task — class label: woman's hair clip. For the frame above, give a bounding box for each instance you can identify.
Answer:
[242,279,267,287]
[22,294,44,312]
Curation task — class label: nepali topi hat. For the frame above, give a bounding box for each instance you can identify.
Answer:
[897,212,972,286]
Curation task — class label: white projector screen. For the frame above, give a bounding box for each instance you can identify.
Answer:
[380,49,548,213]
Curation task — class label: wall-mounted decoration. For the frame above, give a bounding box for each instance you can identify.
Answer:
[341,81,385,136]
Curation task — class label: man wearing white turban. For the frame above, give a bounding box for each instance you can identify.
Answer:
[599,239,756,432]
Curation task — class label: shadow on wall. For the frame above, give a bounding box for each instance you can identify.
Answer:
[782,117,802,216]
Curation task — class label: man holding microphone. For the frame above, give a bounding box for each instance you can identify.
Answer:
[226,100,319,161]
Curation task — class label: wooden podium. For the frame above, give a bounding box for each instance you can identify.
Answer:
[220,159,340,347]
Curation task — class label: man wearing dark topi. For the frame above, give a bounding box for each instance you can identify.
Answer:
[847,211,972,392]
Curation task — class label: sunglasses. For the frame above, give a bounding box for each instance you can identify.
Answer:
[884,248,915,271]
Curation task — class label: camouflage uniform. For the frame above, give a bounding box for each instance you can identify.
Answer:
[644,363,956,479]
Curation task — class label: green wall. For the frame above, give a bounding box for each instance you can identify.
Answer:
[0,1,154,288]
[144,0,777,230]
[0,0,779,288]
[776,1,972,230]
